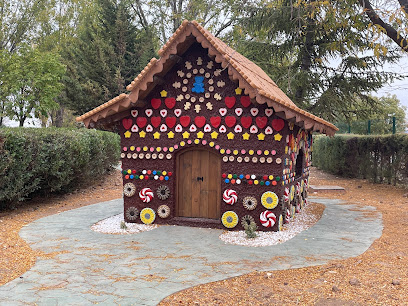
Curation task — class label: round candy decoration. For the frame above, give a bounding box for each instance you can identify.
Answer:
[123,183,136,197]
[125,206,139,221]
[283,187,290,203]
[140,208,156,224]
[221,211,239,228]
[261,191,279,209]
[157,205,171,218]
[223,189,238,205]
[241,215,256,228]
[278,214,283,231]
[243,196,257,210]
[139,188,154,203]
[260,211,276,228]
[156,185,170,200]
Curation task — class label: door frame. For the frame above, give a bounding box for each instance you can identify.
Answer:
[175,147,221,219]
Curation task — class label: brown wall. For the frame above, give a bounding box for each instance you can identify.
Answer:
[118,42,311,231]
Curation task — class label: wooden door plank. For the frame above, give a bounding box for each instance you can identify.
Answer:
[191,150,201,217]
[200,151,210,218]
[208,151,221,219]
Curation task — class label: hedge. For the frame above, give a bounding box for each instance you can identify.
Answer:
[0,128,120,208]
[313,134,408,186]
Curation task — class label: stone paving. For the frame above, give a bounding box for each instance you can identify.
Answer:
[0,198,382,305]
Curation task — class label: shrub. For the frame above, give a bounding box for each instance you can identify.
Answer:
[313,134,408,186]
[0,128,120,209]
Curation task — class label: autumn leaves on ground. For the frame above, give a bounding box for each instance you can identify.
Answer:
[1,168,407,305]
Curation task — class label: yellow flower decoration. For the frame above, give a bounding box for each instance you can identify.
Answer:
[221,211,239,229]
[278,214,283,231]
[140,208,155,224]
[261,191,279,209]
[290,185,295,201]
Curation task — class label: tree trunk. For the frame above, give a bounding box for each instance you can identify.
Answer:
[19,116,25,127]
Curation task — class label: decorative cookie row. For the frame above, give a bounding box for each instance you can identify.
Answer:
[123,184,170,201]
[223,174,281,186]
[122,169,172,181]
[125,205,171,224]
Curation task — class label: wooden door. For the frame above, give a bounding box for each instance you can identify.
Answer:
[176,149,221,219]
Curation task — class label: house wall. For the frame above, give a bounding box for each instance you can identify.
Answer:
[118,43,310,231]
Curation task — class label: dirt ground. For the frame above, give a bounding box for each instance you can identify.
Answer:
[1,168,408,305]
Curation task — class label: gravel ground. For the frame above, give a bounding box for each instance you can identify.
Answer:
[1,168,408,305]
[91,213,158,234]
[219,203,321,247]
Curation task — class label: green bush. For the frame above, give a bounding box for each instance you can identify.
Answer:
[313,134,408,186]
[0,128,120,208]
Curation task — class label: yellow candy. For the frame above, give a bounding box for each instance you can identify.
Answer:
[180,141,185,146]
[139,175,144,179]
[220,149,225,154]
[269,175,274,180]
[162,171,167,175]
[127,169,131,174]
[264,150,269,155]
[156,147,161,152]
[169,147,174,152]
[233,150,238,155]
[249,150,254,155]
[143,146,148,151]
[254,180,259,185]
[130,146,135,151]
[227,174,232,179]
[194,139,199,144]
[209,142,215,147]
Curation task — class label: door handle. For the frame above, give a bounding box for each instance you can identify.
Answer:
[196,176,204,182]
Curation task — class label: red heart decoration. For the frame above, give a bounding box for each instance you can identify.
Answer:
[122,118,132,130]
[240,116,252,129]
[256,117,267,129]
[151,99,161,109]
[272,119,285,131]
[210,116,221,128]
[225,97,236,108]
[225,116,237,128]
[180,116,191,127]
[165,97,176,109]
[194,116,206,128]
[166,117,176,128]
[136,117,147,128]
[151,116,161,128]
[241,96,251,107]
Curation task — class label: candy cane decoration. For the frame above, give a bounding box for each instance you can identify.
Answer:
[139,188,154,203]
[285,208,291,223]
[296,182,301,196]
[223,189,238,205]
[283,187,290,203]
[260,211,276,228]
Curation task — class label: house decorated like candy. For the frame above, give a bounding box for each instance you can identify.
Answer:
[76,20,337,231]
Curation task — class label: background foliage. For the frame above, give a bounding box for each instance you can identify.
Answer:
[313,134,408,186]
[0,128,120,209]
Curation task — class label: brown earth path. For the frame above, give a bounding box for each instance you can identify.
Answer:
[1,168,407,305]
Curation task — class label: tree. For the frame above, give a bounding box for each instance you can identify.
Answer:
[335,94,407,134]
[4,45,65,126]
[130,0,249,44]
[359,0,408,53]
[0,0,50,52]
[235,0,401,122]
[62,0,157,115]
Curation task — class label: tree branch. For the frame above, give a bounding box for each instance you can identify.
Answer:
[398,0,408,15]
[359,0,408,52]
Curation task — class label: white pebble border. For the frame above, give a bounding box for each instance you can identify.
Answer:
[91,213,158,234]
[219,203,321,247]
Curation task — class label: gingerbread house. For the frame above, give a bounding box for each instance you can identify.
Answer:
[76,21,337,231]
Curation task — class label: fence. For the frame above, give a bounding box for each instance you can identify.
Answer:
[335,116,406,135]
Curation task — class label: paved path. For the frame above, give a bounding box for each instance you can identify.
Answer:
[0,198,382,305]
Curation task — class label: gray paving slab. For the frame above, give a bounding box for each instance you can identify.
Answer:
[0,197,382,305]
